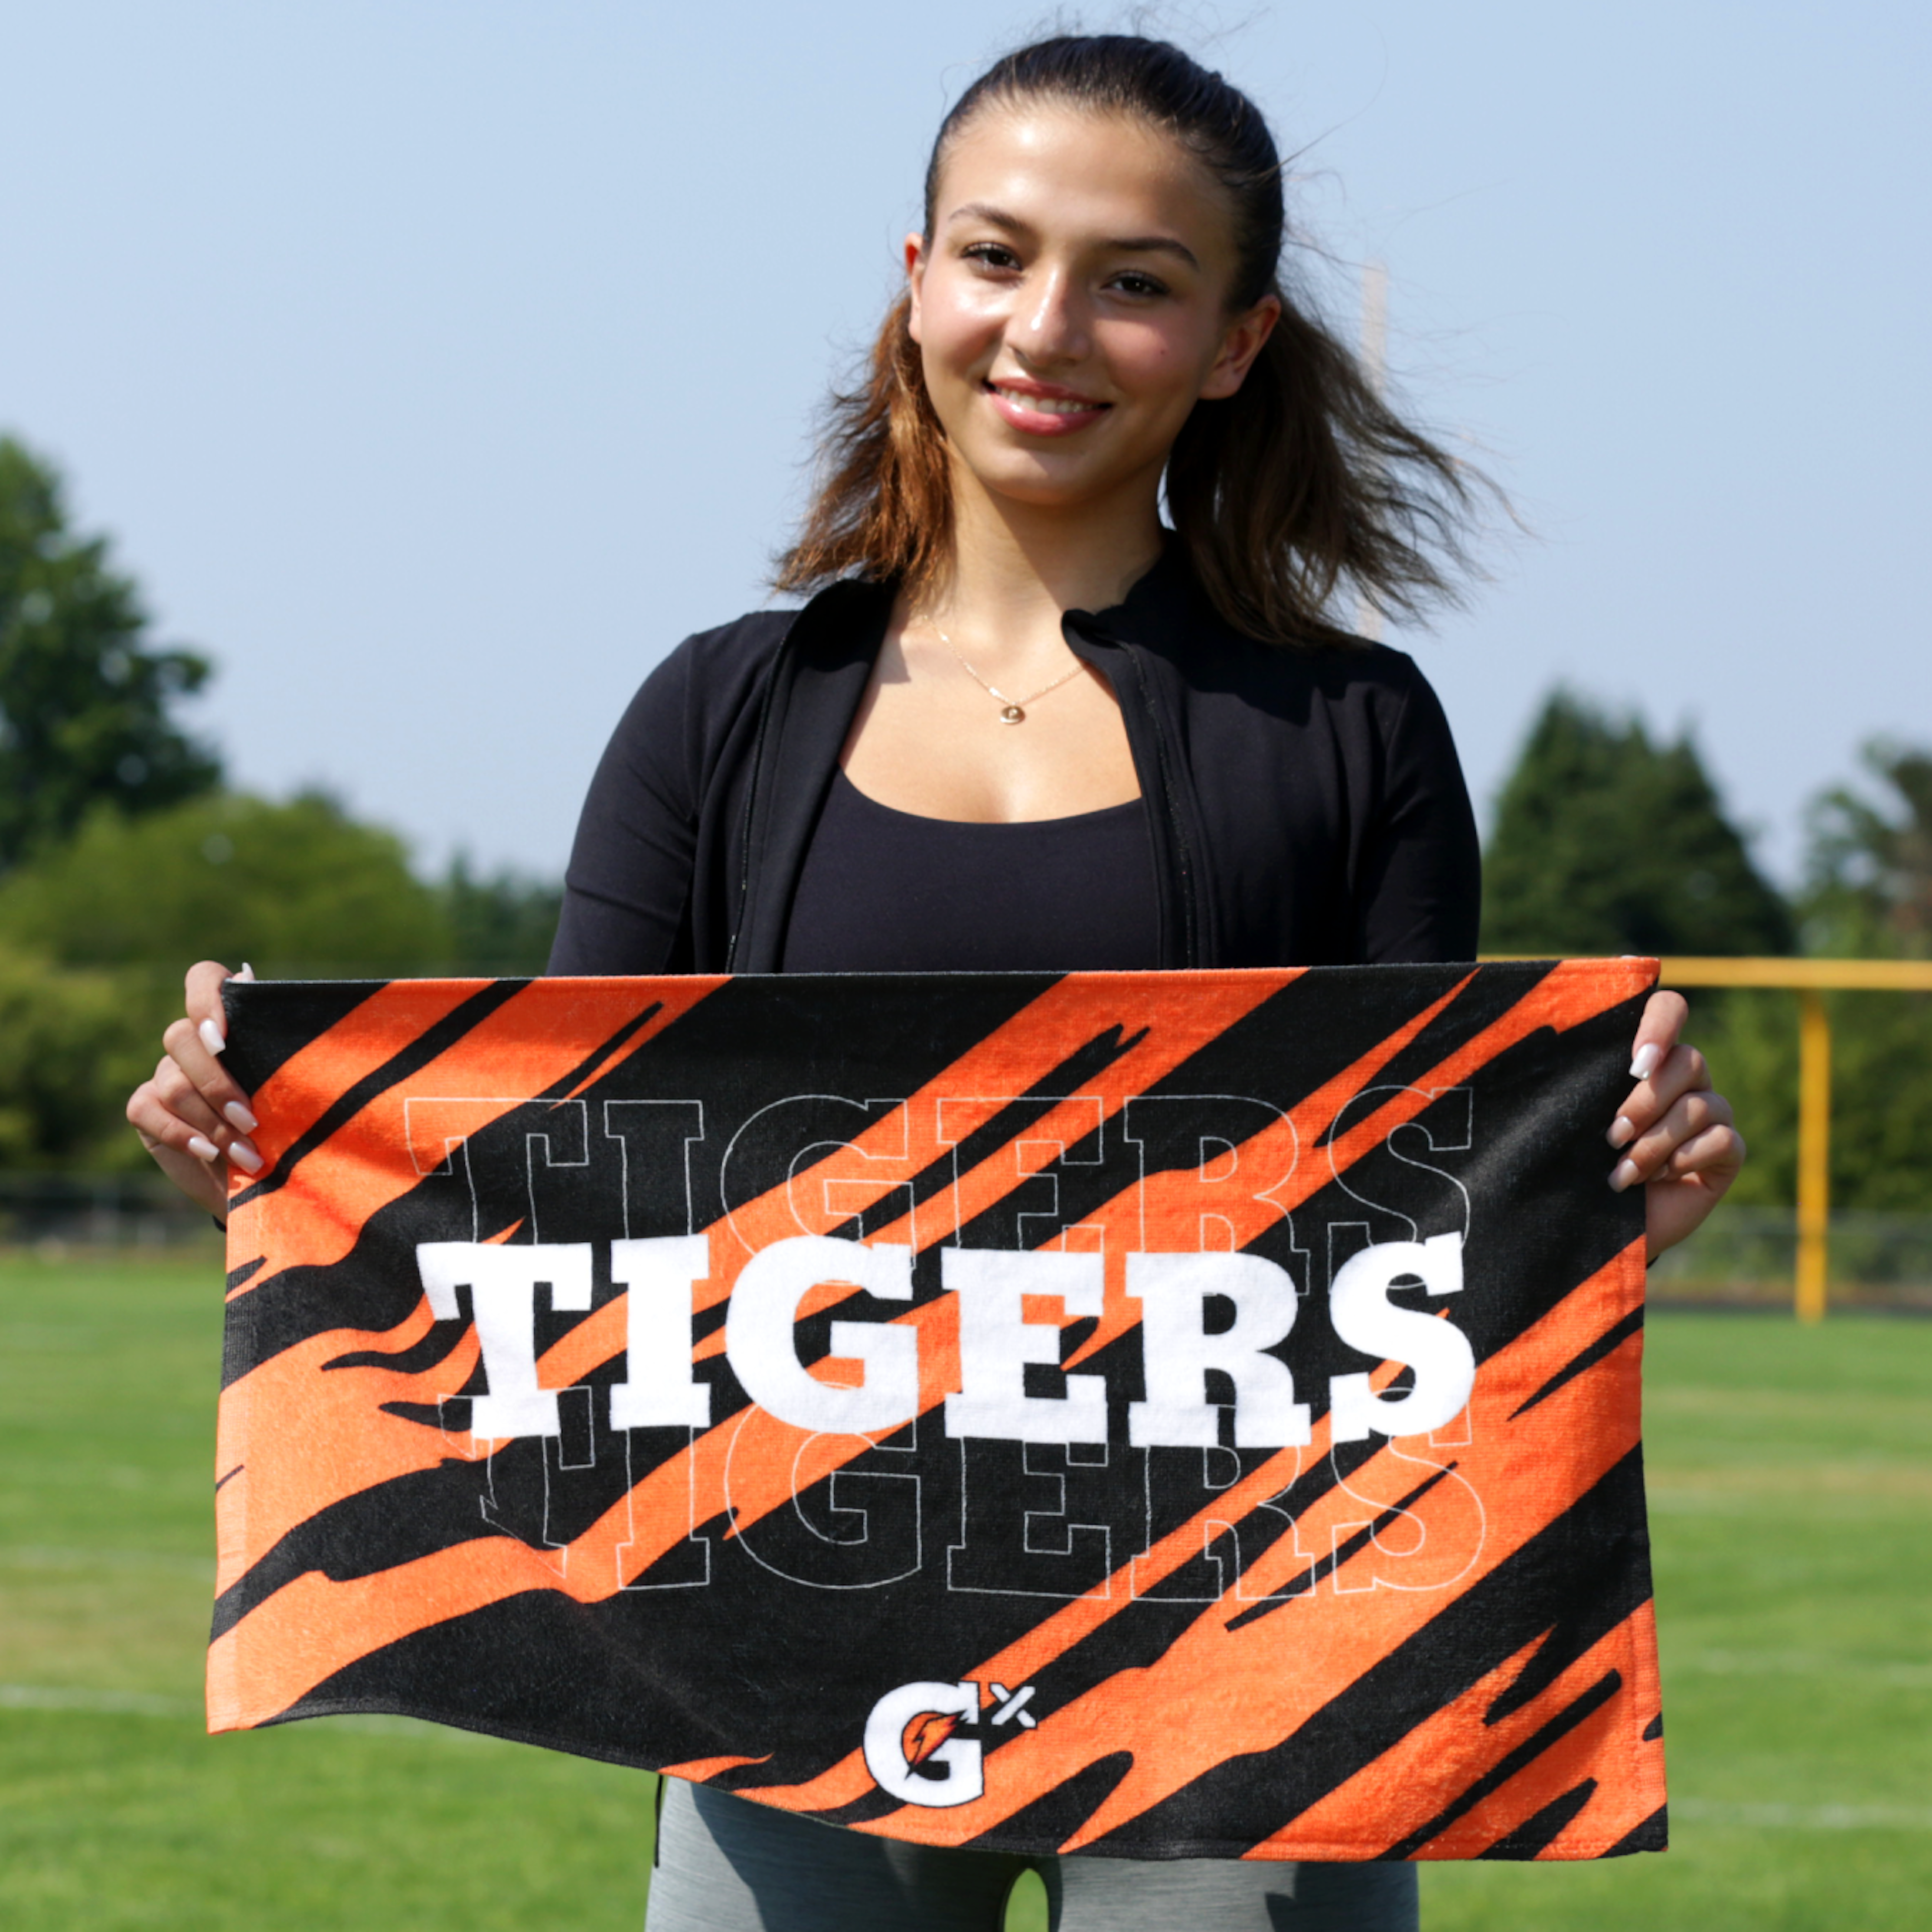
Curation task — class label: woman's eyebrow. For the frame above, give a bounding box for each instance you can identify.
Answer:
[944,200,1033,235]
[1104,234,1199,269]
[944,201,1200,270]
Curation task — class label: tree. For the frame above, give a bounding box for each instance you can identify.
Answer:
[1481,690,1793,957]
[0,789,453,976]
[0,788,464,1170]
[0,793,579,1172]
[1802,740,1932,957]
[0,435,220,871]
[441,854,564,976]
[0,942,154,1170]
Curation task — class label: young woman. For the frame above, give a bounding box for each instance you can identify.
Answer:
[129,34,1743,1931]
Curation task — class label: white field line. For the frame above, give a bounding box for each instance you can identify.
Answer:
[1677,1649,1932,1690]
[0,1685,198,1716]
[1675,1799,1932,1832]
[0,1544,213,1577]
[0,1686,493,1746]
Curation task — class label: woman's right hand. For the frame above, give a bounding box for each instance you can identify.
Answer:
[126,960,264,1222]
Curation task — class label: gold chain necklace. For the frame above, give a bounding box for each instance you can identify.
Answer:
[919,615,1085,725]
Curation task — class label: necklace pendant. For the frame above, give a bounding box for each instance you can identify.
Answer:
[999,703,1025,725]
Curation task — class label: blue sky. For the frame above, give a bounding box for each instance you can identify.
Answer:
[5,2,1927,885]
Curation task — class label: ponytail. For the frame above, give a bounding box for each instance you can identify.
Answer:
[1165,293,1476,646]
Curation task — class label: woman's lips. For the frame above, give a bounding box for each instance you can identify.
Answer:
[984,379,1110,437]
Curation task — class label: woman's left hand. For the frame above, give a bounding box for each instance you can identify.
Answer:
[1609,990,1746,1262]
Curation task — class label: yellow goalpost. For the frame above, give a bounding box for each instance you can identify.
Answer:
[1656,958,1932,1321]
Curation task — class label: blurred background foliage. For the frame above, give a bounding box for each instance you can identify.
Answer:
[1481,691,1795,960]
[1,431,1925,1210]
[0,792,451,975]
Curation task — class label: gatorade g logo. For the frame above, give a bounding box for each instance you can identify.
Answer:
[862,1679,1040,1806]
[864,1681,982,1806]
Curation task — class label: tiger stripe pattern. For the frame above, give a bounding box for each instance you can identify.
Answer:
[209,960,1665,1862]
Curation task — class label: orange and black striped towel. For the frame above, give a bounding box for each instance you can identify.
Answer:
[209,961,1665,1862]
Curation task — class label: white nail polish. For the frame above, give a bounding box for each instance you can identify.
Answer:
[1607,1116,1635,1149]
[1630,1044,1660,1081]
[227,1138,264,1174]
[199,1019,227,1057]
[1608,1158,1639,1192]
[187,1134,219,1161]
[236,962,257,982]
[224,1102,259,1134]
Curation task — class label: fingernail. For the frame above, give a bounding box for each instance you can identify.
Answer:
[1608,1158,1640,1192]
[1630,1044,1660,1081]
[224,1101,259,1133]
[226,1138,264,1174]
[199,1019,227,1057]
[187,1134,220,1161]
[1607,1116,1635,1149]
[236,962,257,983]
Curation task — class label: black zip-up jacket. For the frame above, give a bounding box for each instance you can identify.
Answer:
[548,554,1480,976]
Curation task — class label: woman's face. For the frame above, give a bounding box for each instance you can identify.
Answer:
[907,103,1278,521]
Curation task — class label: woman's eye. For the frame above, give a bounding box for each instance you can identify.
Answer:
[1110,272,1169,299]
[962,243,1021,270]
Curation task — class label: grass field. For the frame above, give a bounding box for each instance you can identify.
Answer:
[2,1253,1926,1930]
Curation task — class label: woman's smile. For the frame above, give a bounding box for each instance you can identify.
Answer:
[983,374,1112,434]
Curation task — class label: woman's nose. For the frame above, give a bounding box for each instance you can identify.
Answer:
[1010,269,1089,364]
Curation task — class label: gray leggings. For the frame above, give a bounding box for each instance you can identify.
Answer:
[646,1781,1419,1932]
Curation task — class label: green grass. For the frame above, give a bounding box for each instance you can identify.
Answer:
[0,1254,655,1929]
[2,1255,1927,1929]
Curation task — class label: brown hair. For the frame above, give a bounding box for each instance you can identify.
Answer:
[774,34,1482,648]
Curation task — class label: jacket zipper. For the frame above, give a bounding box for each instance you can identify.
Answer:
[1124,643,1200,969]
[726,619,796,972]
[1075,626,1200,971]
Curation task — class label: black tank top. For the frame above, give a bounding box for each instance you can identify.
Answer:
[778,769,1161,974]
